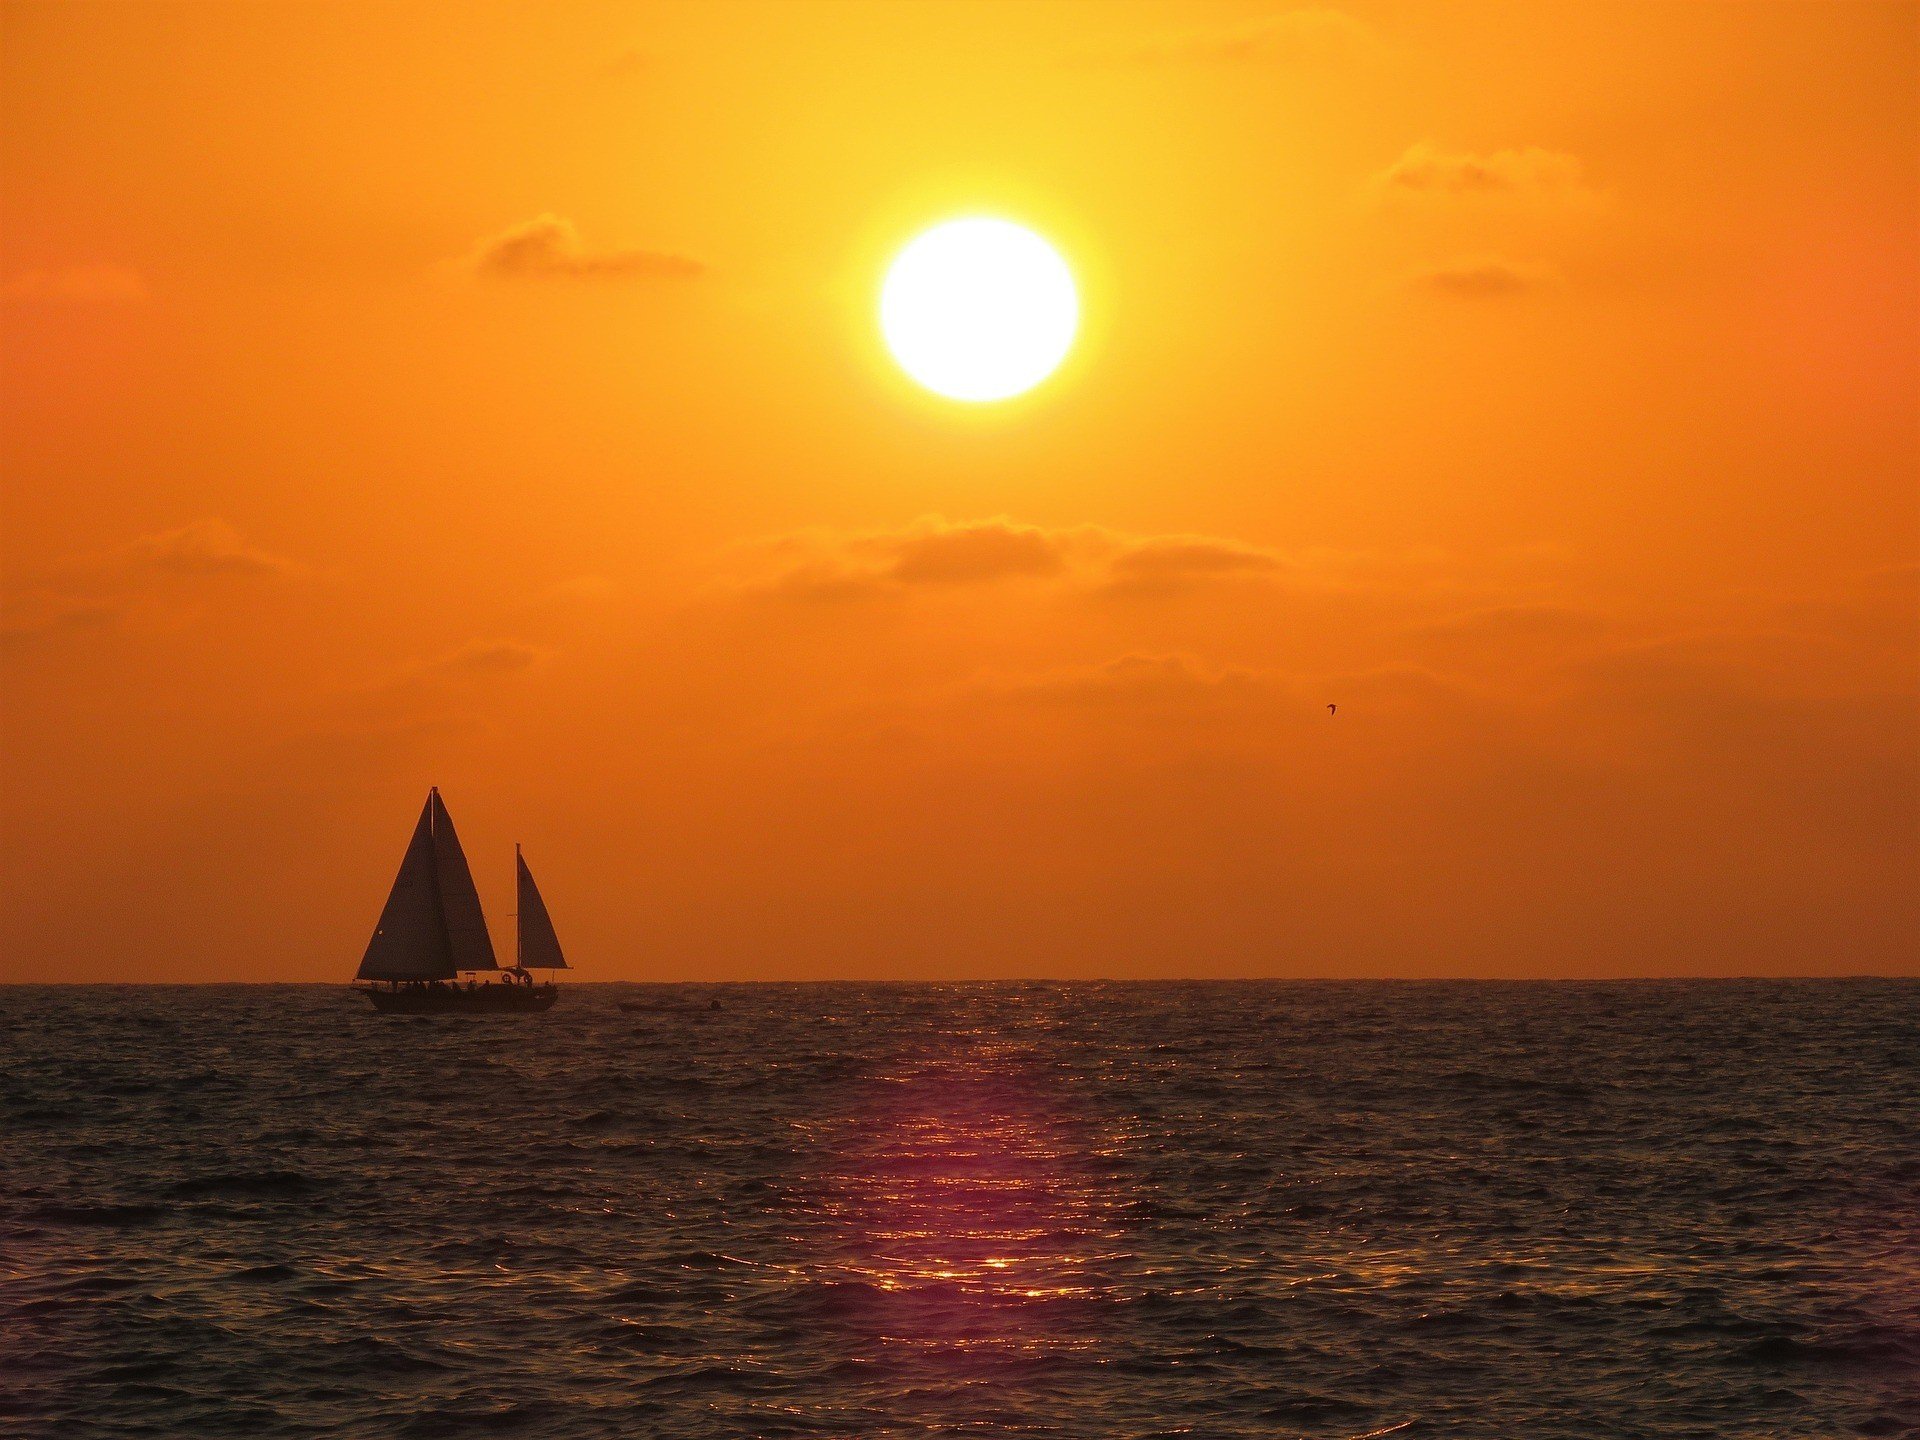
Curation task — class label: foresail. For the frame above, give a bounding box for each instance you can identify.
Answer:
[358,798,455,980]
[516,851,569,969]
[429,790,499,970]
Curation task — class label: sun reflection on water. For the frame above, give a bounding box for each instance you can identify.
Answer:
[799,1030,1127,1391]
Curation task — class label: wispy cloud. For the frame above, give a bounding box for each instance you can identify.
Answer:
[983,653,1272,714]
[1,519,305,652]
[0,592,120,650]
[1378,143,1594,203]
[739,517,1080,602]
[1102,536,1287,597]
[314,638,546,749]
[1411,602,1608,642]
[423,639,544,677]
[732,517,1293,603]
[887,519,1071,585]
[1416,256,1563,298]
[117,519,303,578]
[461,215,702,281]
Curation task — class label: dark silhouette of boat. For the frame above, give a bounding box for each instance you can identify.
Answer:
[355,789,570,1014]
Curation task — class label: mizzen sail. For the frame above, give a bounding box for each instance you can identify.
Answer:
[357,796,456,981]
[516,847,569,970]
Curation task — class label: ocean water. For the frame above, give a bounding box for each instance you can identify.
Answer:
[2,981,1915,1439]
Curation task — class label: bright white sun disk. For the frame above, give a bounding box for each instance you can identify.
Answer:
[880,219,1078,402]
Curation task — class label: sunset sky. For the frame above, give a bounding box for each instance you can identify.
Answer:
[3,1,1915,982]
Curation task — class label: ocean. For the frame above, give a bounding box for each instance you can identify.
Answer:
[2,981,1915,1438]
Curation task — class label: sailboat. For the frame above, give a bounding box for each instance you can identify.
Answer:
[355,788,568,1014]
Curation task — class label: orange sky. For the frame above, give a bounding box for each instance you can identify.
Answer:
[3,1,1915,982]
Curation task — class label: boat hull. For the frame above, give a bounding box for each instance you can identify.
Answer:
[361,984,558,1015]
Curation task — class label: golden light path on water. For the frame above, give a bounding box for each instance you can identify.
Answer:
[792,1026,1133,1404]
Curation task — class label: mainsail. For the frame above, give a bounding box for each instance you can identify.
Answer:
[357,798,454,980]
[516,846,569,970]
[429,790,498,972]
[356,788,498,981]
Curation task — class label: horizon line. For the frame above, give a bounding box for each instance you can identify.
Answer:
[3,974,1913,987]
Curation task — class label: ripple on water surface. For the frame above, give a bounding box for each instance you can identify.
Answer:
[1,980,1916,1438]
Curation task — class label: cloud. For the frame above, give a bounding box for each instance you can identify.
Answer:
[1767,565,1920,668]
[735,517,1291,603]
[1378,143,1592,202]
[1411,602,1609,643]
[886,519,1070,585]
[0,592,120,651]
[756,563,899,605]
[464,215,702,281]
[425,639,544,677]
[1102,535,1286,596]
[1,264,148,305]
[1567,628,1918,846]
[118,519,302,578]
[738,517,1077,602]
[987,653,1272,713]
[1417,257,1563,298]
[1119,9,1374,65]
[2,520,305,652]
[317,639,545,749]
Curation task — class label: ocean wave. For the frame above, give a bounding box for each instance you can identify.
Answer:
[163,1169,323,1200]
[5,979,1915,1439]
[23,1202,168,1228]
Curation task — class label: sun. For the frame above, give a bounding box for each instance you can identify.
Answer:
[880,218,1079,403]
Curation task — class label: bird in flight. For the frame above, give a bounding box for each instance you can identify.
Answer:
[1327,704,1337,716]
